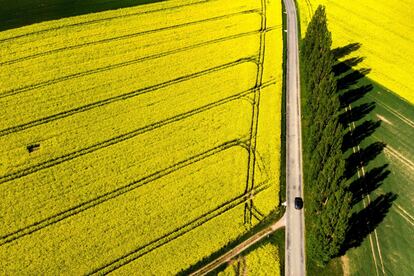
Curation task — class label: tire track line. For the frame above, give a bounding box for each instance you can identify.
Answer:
[395,204,414,222]
[0,29,262,99]
[87,183,271,275]
[244,0,267,225]
[1,9,260,66]
[0,0,215,43]
[394,204,414,227]
[346,105,384,275]
[375,100,414,128]
[361,165,386,275]
[354,162,380,276]
[0,79,277,185]
[383,146,414,170]
[0,138,249,246]
[0,58,254,137]
[394,210,414,227]
[304,0,313,20]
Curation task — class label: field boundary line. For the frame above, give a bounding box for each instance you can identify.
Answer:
[0,79,277,185]
[87,183,271,275]
[0,28,264,99]
[0,58,255,137]
[1,9,260,66]
[0,138,251,246]
[244,0,267,225]
[0,0,216,43]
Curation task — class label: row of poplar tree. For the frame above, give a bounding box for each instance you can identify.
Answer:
[300,6,352,266]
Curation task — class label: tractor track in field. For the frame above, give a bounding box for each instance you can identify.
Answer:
[1,24,282,135]
[376,100,414,128]
[0,0,216,43]
[0,80,277,185]
[0,58,256,137]
[0,25,281,99]
[394,204,414,227]
[0,138,250,246]
[345,104,386,276]
[87,183,271,275]
[304,0,314,20]
[188,213,285,275]
[0,29,264,99]
[0,1,283,272]
[251,203,266,221]
[244,0,267,225]
[0,9,260,66]
[383,146,414,170]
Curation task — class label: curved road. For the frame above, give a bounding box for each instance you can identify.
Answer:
[283,0,306,275]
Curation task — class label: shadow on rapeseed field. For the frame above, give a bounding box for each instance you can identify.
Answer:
[0,0,165,32]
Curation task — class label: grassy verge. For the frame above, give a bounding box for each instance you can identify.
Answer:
[279,0,288,204]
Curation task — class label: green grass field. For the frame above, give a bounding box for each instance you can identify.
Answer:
[345,79,414,276]
[0,0,283,273]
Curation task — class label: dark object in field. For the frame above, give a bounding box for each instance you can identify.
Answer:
[27,143,40,153]
[294,197,303,210]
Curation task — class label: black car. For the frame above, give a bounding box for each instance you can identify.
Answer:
[294,197,303,209]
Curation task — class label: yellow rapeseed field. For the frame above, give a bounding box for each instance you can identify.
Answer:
[297,0,414,103]
[218,242,281,275]
[0,0,283,273]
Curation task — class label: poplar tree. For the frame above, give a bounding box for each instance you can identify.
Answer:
[301,5,352,266]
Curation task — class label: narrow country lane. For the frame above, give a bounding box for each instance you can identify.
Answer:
[283,0,306,274]
[189,215,286,275]
[189,0,306,274]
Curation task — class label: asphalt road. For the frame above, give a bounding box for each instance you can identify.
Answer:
[189,215,286,275]
[283,0,306,275]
